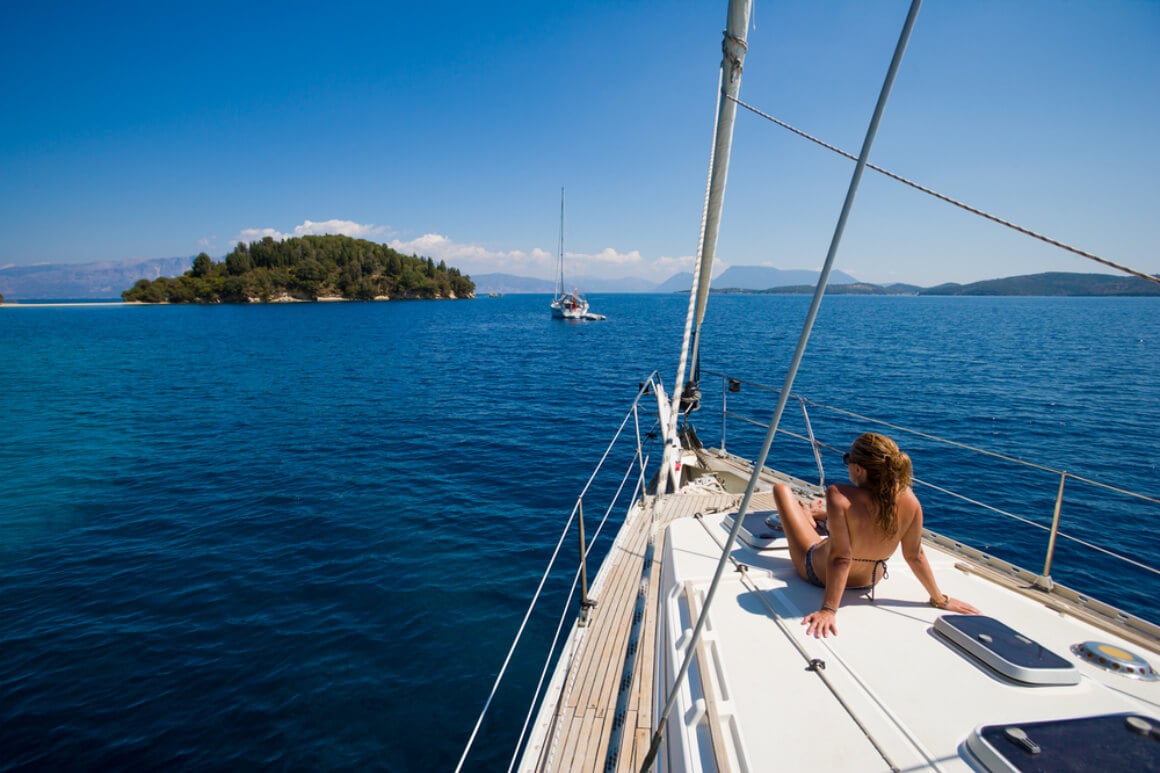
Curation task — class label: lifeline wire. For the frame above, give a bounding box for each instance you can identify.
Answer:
[456,377,660,772]
[708,369,1160,580]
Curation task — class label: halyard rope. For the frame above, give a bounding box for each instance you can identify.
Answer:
[667,67,724,495]
[729,95,1160,287]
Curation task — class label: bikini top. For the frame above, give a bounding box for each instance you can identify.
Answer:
[852,557,889,600]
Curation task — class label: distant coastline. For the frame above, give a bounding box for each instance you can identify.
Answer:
[0,301,130,308]
[3,257,1158,302]
[467,268,1160,298]
[719,272,1160,297]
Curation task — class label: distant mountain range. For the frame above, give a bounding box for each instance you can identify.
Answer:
[471,265,862,296]
[0,257,192,300]
[2,257,1157,300]
[471,266,1159,297]
[918,272,1160,296]
[753,272,1160,297]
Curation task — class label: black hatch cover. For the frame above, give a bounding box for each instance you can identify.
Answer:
[966,713,1160,772]
[934,614,1079,685]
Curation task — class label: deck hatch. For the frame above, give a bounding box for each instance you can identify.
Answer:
[722,510,787,550]
[934,615,1079,685]
[965,713,1160,772]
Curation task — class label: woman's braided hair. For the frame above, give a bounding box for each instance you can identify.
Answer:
[848,432,913,536]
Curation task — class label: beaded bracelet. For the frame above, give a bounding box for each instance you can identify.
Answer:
[929,594,950,609]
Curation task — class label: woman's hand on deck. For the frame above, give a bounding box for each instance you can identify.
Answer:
[803,608,838,638]
[946,596,980,614]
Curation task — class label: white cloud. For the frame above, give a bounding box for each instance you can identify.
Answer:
[236,227,289,242]
[579,247,643,266]
[234,219,390,245]
[390,235,702,282]
[389,234,557,277]
[232,220,697,283]
[294,219,389,239]
[651,253,707,277]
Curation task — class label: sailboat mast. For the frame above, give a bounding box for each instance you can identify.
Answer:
[661,0,751,493]
[692,0,749,340]
[556,186,566,296]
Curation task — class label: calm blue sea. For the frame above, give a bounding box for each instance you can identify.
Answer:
[2,294,1158,771]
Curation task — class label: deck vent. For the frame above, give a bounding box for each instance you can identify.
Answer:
[1072,641,1158,680]
[934,615,1079,685]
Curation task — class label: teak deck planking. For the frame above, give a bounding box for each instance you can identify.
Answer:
[537,491,740,772]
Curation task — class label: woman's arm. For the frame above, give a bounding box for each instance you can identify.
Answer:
[901,498,979,614]
[802,485,853,637]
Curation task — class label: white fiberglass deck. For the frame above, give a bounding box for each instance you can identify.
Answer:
[656,507,1160,771]
[520,449,1158,772]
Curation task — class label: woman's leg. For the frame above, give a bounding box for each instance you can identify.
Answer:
[773,483,825,581]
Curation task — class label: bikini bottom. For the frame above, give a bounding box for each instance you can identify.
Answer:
[804,541,882,593]
[804,542,826,588]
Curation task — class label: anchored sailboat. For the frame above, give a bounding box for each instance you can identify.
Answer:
[549,187,590,320]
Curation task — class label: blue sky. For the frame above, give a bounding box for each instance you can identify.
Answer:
[2,1,1156,286]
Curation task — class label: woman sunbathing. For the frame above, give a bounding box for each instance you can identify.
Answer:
[773,432,979,638]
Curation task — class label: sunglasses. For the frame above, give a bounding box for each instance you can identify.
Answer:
[843,452,854,465]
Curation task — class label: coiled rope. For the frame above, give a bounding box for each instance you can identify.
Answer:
[728,95,1160,287]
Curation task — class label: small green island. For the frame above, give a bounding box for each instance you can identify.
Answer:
[122,234,474,303]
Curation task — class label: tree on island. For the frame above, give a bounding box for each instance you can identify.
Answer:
[122,235,475,303]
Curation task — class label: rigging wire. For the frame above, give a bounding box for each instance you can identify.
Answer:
[453,491,578,773]
[729,95,1160,287]
[665,61,726,496]
[691,516,929,772]
[793,392,1160,507]
[914,477,1160,579]
[642,2,925,770]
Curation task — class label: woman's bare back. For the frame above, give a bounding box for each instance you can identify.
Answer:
[816,483,919,586]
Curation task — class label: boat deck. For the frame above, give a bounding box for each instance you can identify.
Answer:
[523,488,773,772]
[522,464,1160,771]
